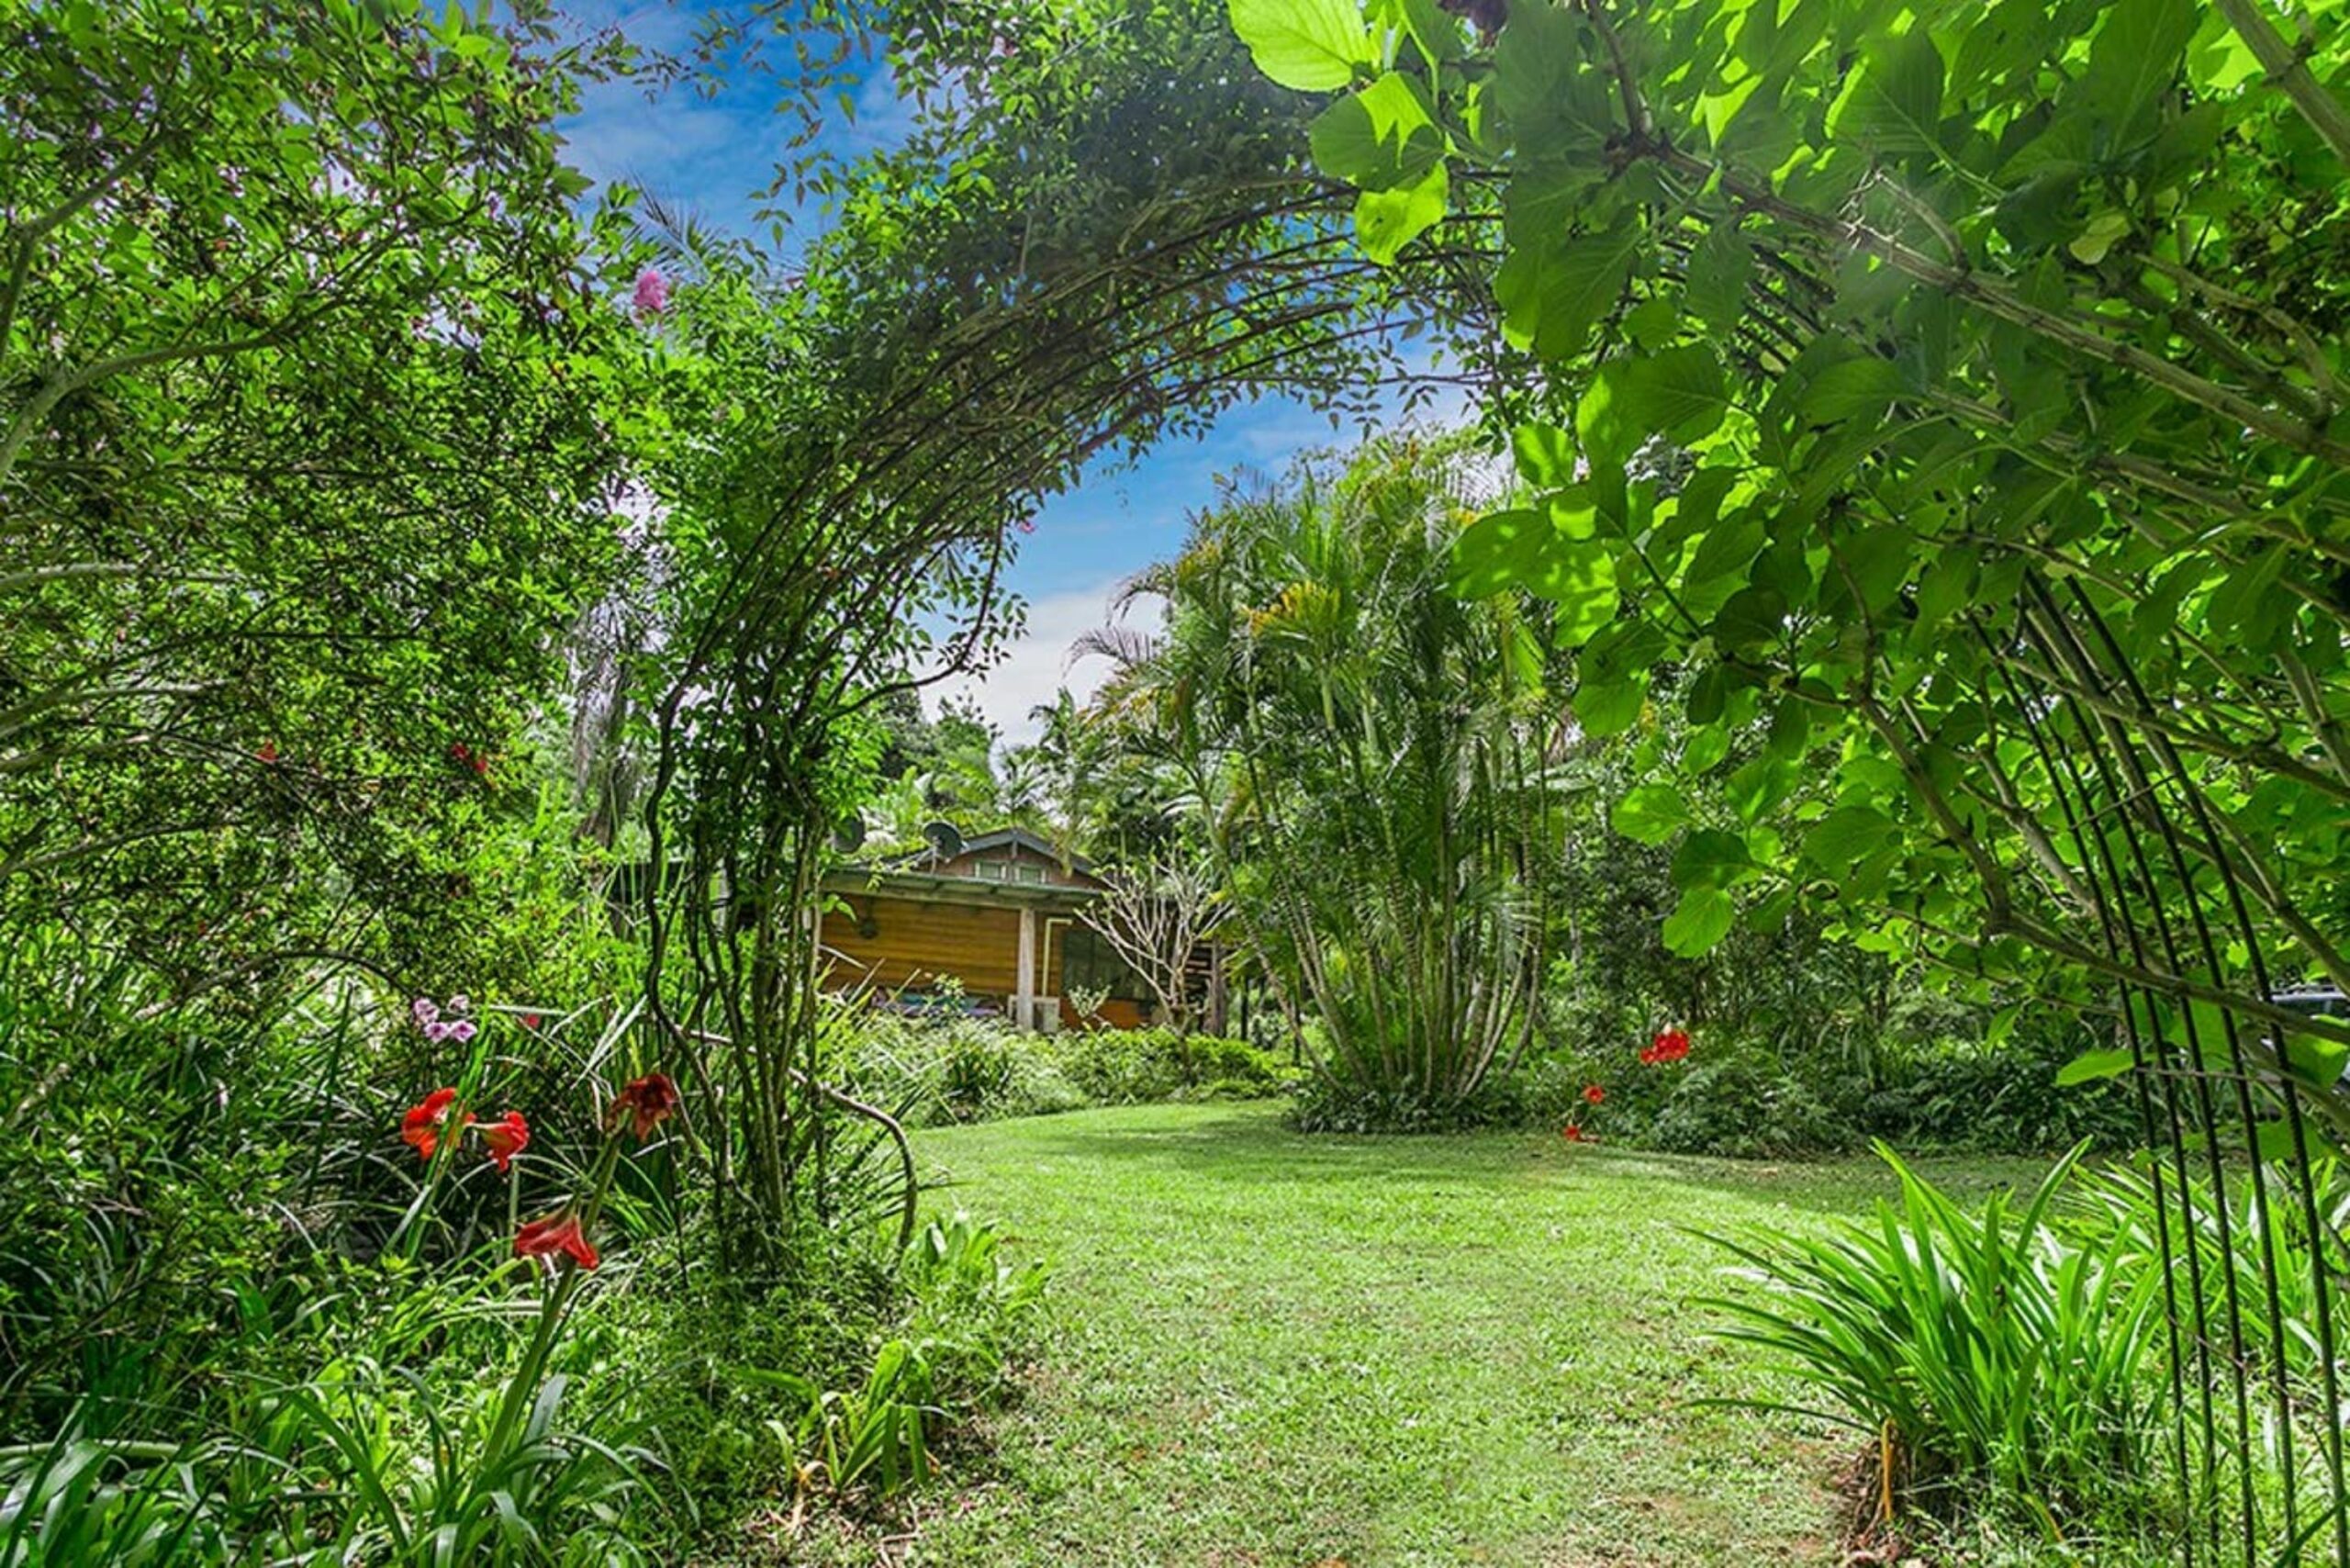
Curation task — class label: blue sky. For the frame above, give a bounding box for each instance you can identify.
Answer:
[550,2,1449,742]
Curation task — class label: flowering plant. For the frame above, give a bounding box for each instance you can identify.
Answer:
[1640,1025,1693,1067]
[1562,1082,1606,1144]
[396,994,685,1498]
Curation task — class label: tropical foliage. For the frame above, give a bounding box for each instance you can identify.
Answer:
[15,0,2350,1558]
[1228,0,2350,1115]
[1084,439,1561,1119]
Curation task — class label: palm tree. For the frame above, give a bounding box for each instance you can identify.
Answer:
[1076,436,1561,1116]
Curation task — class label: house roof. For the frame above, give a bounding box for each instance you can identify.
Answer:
[924,825,1092,874]
[821,865,1101,910]
[822,823,1101,910]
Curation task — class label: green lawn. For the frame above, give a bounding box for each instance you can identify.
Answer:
[790,1103,2049,1567]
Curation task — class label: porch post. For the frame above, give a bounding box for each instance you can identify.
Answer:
[1014,905,1037,1031]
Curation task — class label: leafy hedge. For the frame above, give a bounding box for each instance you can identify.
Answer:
[828,1013,1303,1128]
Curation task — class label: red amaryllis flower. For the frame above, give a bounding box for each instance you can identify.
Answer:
[479,1110,529,1173]
[514,1209,599,1271]
[1583,1084,1606,1105]
[1561,1123,1586,1142]
[401,1088,475,1160]
[608,1071,679,1141]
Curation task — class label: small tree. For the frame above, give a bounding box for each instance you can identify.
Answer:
[1080,851,1222,1046]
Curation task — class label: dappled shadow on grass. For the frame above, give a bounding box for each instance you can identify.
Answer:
[925,1101,2053,1220]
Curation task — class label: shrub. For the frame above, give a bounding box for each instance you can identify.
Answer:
[825,1010,1294,1128]
[1702,1145,2171,1529]
[828,1012,1086,1127]
[1286,1075,1526,1134]
[1050,1026,1293,1105]
[1647,1059,1850,1159]
[1850,1029,2141,1155]
[1514,1012,2142,1159]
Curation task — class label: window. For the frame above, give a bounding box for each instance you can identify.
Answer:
[1059,925,1147,1001]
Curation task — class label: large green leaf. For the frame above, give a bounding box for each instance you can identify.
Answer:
[1309,72,1441,187]
[1672,827,1756,890]
[2054,1047,2135,1087]
[1497,217,1639,360]
[2285,1029,2350,1092]
[2074,0,2198,146]
[1662,886,1736,958]
[1228,0,1375,90]
[1539,539,1619,644]
[1826,30,1945,155]
[1611,783,1693,846]
[1618,344,1729,445]
[1355,159,1447,263]
[1684,224,1751,329]
[1800,357,1909,424]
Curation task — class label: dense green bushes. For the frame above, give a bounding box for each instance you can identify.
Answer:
[828,1012,1299,1128]
[1516,991,2142,1159]
[1708,1148,2172,1541]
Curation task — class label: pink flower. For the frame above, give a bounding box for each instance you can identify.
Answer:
[632,267,667,317]
[412,997,440,1027]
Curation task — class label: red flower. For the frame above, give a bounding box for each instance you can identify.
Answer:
[1583,1084,1606,1105]
[608,1071,679,1141]
[256,741,280,764]
[1651,1026,1692,1064]
[514,1209,599,1271]
[401,1087,475,1161]
[1639,1046,1658,1066]
[1561,1123,1586,1142]
[479,1110,529,1173]
[520,1013,541,1031]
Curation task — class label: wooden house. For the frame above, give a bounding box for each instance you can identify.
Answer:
[818,827,1168,1031]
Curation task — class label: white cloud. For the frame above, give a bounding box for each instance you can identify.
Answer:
[926,579,1161,746]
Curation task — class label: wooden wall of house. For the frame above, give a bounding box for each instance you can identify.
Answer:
[819,890,1157,1031]
[820,896,1024,999]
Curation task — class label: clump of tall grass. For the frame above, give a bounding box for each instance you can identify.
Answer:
[1701,1145,2171,1530]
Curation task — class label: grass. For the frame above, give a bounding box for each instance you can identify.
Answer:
[751,1102,2053,1568]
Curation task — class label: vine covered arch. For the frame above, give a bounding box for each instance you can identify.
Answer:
[618,0,1494,1262]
